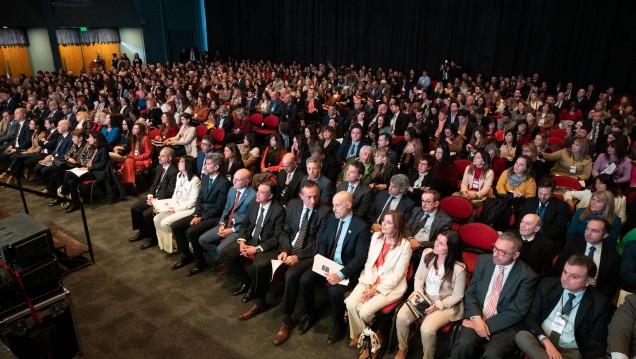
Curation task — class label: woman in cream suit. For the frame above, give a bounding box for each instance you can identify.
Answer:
[455,149,495,207]
[345,210,412,350]
[394,230,466,359]
[163,113,198,157]
[153,155,201,253]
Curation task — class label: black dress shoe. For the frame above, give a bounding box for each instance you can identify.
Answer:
[171,255,193,270]
[187,264,206,277]
[139,240,157,250]
[128,232,146,242]
[49,199,61,206]
[232,283,250,296]
[65,204,79,213]
[298,314,316,335]
[326,324,345,345]
[241,290,253,303]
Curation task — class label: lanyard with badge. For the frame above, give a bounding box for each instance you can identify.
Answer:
[550,295,579,336]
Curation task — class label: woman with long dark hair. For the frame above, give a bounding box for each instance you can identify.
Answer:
[222,143,245,182]
[120,122,153,188]
[431,144,459,196]
[395,230,466,359]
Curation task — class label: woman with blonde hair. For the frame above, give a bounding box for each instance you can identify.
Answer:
[345,210,411,357]
[541,137,593,182]
[566,190,622,248]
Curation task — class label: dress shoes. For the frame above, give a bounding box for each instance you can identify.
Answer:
[49,199,61,206]
[128,232,146,243]
[187,264,206,277]
[139,240,157,250]
[298,314,316,335]
[65,203,79,213]
[232,283,250,296]
[326,324,346,345]
[241,290,253,303]
[238,304,267,321]
[171,255,193,270]
[272,323,291,346]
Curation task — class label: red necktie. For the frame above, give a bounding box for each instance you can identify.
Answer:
[483,266,505,319]
[227,190,242,225]
[155,167,166,196]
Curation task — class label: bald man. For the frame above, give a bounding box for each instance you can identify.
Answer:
[298,191,371,345]
[512,213,555,277]
[276,153,306,206]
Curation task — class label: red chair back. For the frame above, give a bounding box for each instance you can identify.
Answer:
[196,125,208,139]
[249,113,263,126]
[552,175,582,191]
[459,223,498,250]
[263,115,279,128]
[209,128,225,149]
[550,129,568,139]
[148,129,161,140]
[547,137,565,147]
[392,136,405,145]
[439,197,473,222]
[453,159,471,177]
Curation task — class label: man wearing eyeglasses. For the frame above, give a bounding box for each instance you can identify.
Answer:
[553,218,620,300]
[451,232,538,359]
[404,189,452,269]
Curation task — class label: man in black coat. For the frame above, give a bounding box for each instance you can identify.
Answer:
[336,124,366,165]
[279,93,299,131]
[298,191,371,345]
[515,255,610,359]
[221,181,286,300]
[276,153,305,206]
[553,218,620,300]
[336,160,373,219]
[512,214,555,278]
[367,174,415,232]
[170,153,231,276]
[129,147,178,246]
[406,155,438,205]
[519,177,570,251]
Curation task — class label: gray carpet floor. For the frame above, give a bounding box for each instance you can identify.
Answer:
[1,183,439,359]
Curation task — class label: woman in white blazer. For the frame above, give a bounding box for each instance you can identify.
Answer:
[153,155,201,253]
[164,113,198,157]
[455,149,495,207]
[345,210,412,350]
[394,230,466,359]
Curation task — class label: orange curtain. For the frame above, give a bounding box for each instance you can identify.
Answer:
[0,47,31,77]
[59,44,120,74]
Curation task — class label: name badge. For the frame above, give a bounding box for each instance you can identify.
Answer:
[569,165,577,174]
[550,313,567,335]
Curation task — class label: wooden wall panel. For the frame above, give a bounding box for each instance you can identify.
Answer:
[59,45,84,75]
[82,44,119,71]
[59,44,120,74]
[2,47,32,77]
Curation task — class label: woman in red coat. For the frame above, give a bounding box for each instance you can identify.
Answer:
[120,122,153,187]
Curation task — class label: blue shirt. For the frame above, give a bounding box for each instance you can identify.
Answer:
[540,289,585,349]
[333,213,353,279]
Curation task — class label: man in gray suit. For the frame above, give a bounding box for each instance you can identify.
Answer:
[302,156,335,205]
[336,160,373,219]
[405,189,452,268]
[608,294,636,358]
[451,232,538,359]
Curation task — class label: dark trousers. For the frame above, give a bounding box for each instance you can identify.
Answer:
[171,216,216,267]
[299,268,356,326]
[9,153,40,175]
[219,240,252,284]
[130,198,156,241]
[60,171,95,201]
[34,163,59,191]
[450,326,517,359]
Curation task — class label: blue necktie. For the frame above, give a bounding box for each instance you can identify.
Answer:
[587,245,596,258]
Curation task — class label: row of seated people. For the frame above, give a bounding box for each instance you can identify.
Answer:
[125,141,636,358]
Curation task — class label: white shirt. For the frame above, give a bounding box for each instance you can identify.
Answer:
[585,241,602,283]
[290,205,312,248]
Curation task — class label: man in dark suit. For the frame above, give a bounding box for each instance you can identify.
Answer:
[298,191,371,344]
[279,94,299,131]
[377,133,399,166]
[244,89,258,115]
[59,102,77,128]
[406,155,438,205]
[310,145,339,184]
[34,120,73,194]
[336,124,366,165]
[553,218,620,300]
[195,136,214,176]
[321,105,344,132]
[336,160,373,219]
[519,177,570,251]
[405,189,452,267]
[276,153,305,206]
[0,108,31,165]
[589,111,608,155]
[388,102,409,136]
[0,110,16,146]
[303,156,334,205]
[197,169,255,265]
[129,147,178,245]
[608,293,636,358]
[450,233,538,359]
[238,181,330,346]
[269,91,284,117]
[220,181,285,299]
[512,214,555,278]
[170,153,231,276]
[46,100,63,122]
[367,174,415,232]
[515,255,610,359]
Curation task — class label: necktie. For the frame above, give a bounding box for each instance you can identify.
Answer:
[537,202,546,219]
[330,220,345,259]
[587,245,596,258]
[208,177,214,191]
[483,266,505,319]
[14,122,23,147]
[252,207,266,243]
[227,190,242,226]
[548,293,576,345]
[414,174,424,188]
[378,196,396,223]
[348,184,354,194]
[591,124,598,144]
[348,144,357,158]
[292,209,311,255]
[419,213,430,230]
[285,172,292,185]
[155,167,166,195]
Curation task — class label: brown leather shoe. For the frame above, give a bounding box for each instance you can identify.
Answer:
[238,304,267,321]
[349,337,359,347]
[272,323,290,346]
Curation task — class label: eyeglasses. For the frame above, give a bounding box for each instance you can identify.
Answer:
[491,244,517,255]
[421,200,436,204]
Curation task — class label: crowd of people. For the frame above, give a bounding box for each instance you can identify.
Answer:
[3,54,636,358]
